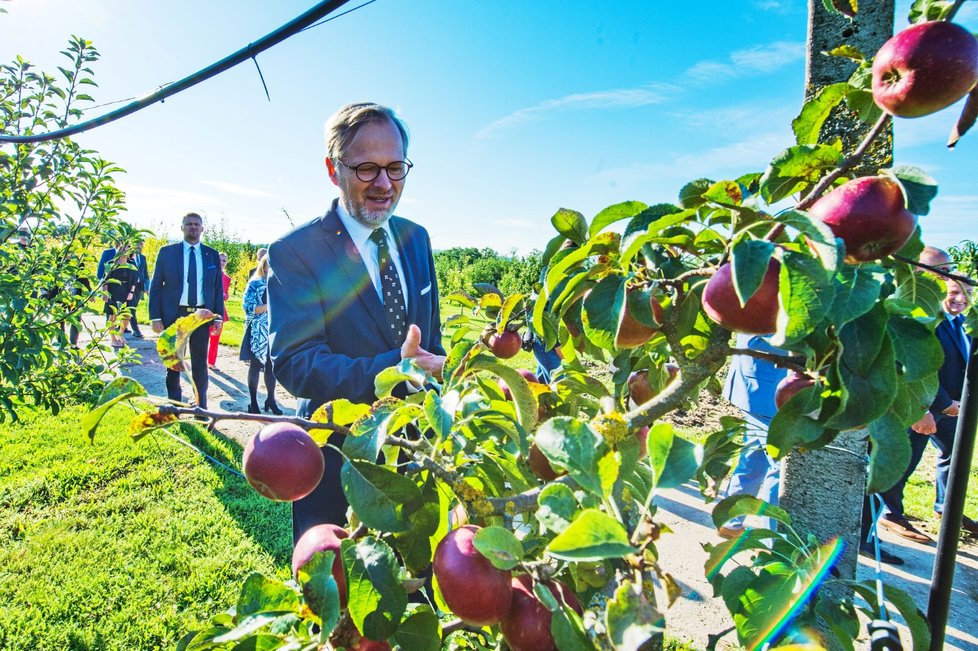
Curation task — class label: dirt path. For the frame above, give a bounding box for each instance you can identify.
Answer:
[108,322,978,650]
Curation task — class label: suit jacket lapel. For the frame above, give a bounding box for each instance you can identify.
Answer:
[318,210,401,349]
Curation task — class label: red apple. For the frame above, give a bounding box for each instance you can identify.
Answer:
[872,21,978,118]
[487,329,522,359]
[500,576,583,651]
[627,363,679,406]
[433,525,513,626]
[528,443,565,481]
[615,289,665,349]
[808,176,917,263]
[351,637,391,651]
[774,372,817,410]
[702,259,781,335]
[243,423,324,501]
[292,523,349,606]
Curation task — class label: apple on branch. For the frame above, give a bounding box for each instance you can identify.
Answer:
[702,258,781,334]
[242,423,324,502]
[808,175,917,263]
[433,525,514,626]
[872,21,978,119]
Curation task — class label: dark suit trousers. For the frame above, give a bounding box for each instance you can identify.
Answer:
[878,419,956,518]
[165,323,211,408]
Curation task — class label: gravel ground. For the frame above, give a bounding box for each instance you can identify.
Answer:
[111,324,978,651]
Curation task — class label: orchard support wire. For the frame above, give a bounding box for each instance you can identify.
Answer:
[927,344,977,651]
[0,0,353,144]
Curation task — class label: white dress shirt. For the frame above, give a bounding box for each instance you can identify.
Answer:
[336,203,409,310]
[180,240,204,307]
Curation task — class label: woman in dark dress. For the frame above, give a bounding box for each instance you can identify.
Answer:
[240,256,281,414]
[102,245,137,348]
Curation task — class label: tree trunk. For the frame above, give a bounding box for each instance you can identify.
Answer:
[779,0,895,608]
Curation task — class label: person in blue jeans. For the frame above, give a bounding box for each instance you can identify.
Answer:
[719,333,788,537]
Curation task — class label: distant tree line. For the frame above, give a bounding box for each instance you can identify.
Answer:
[433,247,543,297]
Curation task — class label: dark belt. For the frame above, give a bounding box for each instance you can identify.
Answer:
[178,305,204,314]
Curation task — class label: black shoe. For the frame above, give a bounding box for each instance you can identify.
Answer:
[246,403,261,414]
[131,330,144,339]
[264,398,284,415]
[859,543,904,566]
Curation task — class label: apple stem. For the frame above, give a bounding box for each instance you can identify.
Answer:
[946,0,967,22]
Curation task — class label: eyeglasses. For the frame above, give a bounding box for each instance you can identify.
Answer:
[340,159,413,182]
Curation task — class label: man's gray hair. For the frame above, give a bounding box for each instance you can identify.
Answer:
[324,102,409,161]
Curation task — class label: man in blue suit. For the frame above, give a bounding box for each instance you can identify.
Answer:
[148,213,225,409]
[267,103,445,542]
[880,255,978,539]
[719,333,788,537]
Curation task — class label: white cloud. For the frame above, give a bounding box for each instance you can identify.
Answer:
[685,41,804,83]
[476,85,676,139]
[200,180,274,197]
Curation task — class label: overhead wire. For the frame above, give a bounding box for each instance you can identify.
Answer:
[0,0,378,144]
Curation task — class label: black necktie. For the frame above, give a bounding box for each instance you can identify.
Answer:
[187,246,198,307]
[955,315,970,356]
[370,229,406,341]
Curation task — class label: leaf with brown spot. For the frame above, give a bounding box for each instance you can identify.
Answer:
[128,410,180,442]
[157,309,217,372]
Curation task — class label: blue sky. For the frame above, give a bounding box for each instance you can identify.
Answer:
[2,0,975,253]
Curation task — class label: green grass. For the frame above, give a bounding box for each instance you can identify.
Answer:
[901,443,978,531]
[0,406,291,650]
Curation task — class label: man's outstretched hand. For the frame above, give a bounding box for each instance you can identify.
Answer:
[401,324,445,381]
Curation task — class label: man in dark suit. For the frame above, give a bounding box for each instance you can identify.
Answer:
[148,213,225,409]
[880,258,978,538]
[267,102,445,543]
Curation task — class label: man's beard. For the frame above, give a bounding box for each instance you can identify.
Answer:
[344,196,395,229]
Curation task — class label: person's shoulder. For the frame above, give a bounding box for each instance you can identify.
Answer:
[390,215,429,241]
[272,211,337,250]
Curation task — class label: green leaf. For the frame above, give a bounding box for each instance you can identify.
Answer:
[773,251,836,346]
[375,359,429,398]
[767,381,827,457]
[793,82,849,145]
[467,357,538,431]
[847,581,931,651]
[235,573,300,618]
[589,201,649,237]
[892,165,938,216]
[535,417,616,498]
[310,399,371,428]
[296,550,341,633]
[340,459,424,533]
[605,580,665,651]
[838,303,888,375]
[82,376,147,442]
[711,494,792,530]
[657,434,704,489]
[829,264,884,328]
[342,399,399,459]
[892,267,945,319]
[582,274,626,350]
[866,409,912,493]
[547,509,634,561]
[423,391,453,440]
[826,332,898,430]
[644,422,674,488]
[342,537,407,642]
[551,208,589,244]
[760,143,843,203]
[473,526,524,570]
[887,314,943,382]
[704,180,745,206]
[731,239,775,307]
[775,209,840,273]
[678,178,714,209]
[497,293,527,332]
[825,44,865,61]
[394,607,441,651]
[536,482,579,534]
